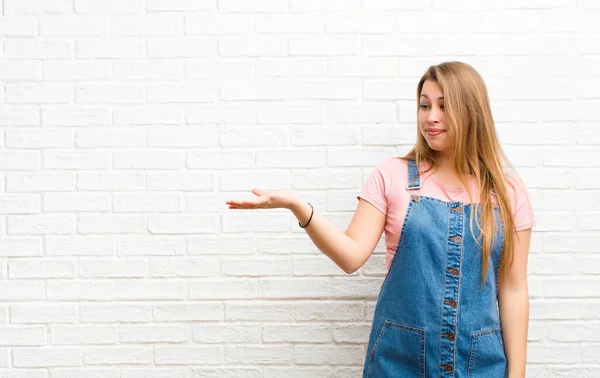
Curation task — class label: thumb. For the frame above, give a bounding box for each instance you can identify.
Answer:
[251,188,265,197]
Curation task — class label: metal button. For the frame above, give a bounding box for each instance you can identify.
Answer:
[444,300,457,308]
[442,332,455,340]
[450,235,462,243]
[441,364,454,372]
[446,268,459,276]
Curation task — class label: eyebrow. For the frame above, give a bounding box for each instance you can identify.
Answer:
[420,94,444,100]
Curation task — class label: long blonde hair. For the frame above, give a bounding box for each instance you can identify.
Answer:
[403,61,519,285]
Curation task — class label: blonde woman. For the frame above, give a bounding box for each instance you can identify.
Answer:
[226,62,534,377]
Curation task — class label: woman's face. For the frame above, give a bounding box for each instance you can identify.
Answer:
[418,79,449,154]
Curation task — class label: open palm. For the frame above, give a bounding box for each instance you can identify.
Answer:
[226,188,301,210]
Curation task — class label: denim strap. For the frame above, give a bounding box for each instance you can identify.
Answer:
[406,160,421,190]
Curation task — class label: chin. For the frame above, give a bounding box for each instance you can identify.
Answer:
[425,141,447,152]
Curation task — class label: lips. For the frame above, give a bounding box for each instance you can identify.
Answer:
[426,128,445,137]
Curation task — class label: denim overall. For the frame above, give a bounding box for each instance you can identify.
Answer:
[363,161,508,377]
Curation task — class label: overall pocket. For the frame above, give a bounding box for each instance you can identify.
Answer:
[468,328,507,378]
[366,321,426,378]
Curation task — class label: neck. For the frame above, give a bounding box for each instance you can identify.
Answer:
[436,152,456,175]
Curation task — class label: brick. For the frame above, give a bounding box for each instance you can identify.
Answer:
[0,326,46,346]
[75,85,144,104]
[42,106,110,127]
[46,236,115,256]
[222,258,292,277]
[6,129,73,149]
[147,127,217,147]
[293,345,363,365]
[81,304,151,323]
[84,347,153,365]
[148,215,219,234]
[0,61,41,81]
[224,345,293,364]
[218,36,287,57]
[79,259,148,278]
[190,279,258,300]
[8,215,75,235]
[153,303,223,322]
[76,129,146,148]
[192,324,261,343]
[44,150,110,170]
[113,193,182,213]
[186,14,253,34]
[4,0,72,14]
[290,0,360,12]
[289,36,358,56]
[256,58,327,77]
[146,171,214,191]
[149,258,219,277]
[119,326,186,343]
[146,38,216,58]
[46,280,114,300]
[1,105,40,126]
[118,237,185,256]
[147,83,217,103]
[219,0,289,12]
[77,38,143,59]
[51,326,117,345]
[325,13,394,33]
[110,15,183,36]
[77,172,145,191]
[43,61,110,81]
[4,38,73,59]
[263,324,331,343]
[113,150,185,169]
[74,0,145,14]
[0,195,41,215]
[78,215,146,234]
[147,0,213,11]
[40,16,107,37]
[291,81,360,100]
[0,238,41,257]
[0,280,45,301]
[255,16,322,33]
[0,17,37,37]
[155,346,221,365]
[13,347,81,368]
[9,259,76,279]
[6,84,73,104]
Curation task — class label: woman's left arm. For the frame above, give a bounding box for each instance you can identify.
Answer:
[498,228,532,378]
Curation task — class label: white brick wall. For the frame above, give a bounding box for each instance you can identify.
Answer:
[0,1,598,376]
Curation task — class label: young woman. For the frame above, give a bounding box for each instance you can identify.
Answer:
[226,61,534,378]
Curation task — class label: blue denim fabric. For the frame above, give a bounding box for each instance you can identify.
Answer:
[363,161,508,378]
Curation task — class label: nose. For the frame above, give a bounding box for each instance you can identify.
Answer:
[426,107,441,124]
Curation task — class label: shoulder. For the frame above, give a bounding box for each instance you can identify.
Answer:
[504,167,529,197]
[503,167,535,229]
[372,157,409,180]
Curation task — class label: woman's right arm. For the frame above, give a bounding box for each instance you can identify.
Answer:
[227,189,386,274]
[290,198,386,274]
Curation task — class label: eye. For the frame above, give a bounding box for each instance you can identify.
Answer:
[440,105,445,110]
[419,104,429,109]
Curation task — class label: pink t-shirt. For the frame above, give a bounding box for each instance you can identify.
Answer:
[357,158,535,272]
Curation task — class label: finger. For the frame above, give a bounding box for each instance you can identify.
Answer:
[226,200,257,207]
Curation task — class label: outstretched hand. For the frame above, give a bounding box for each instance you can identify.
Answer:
[226,188,302,210]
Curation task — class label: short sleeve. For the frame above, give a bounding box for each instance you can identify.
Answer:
[507,172,535,231]
[357,159,391,216]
